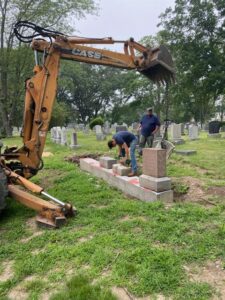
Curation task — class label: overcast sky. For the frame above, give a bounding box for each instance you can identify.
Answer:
[74,0,175,50]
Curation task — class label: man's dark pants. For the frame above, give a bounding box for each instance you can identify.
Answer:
[139,134,154,155]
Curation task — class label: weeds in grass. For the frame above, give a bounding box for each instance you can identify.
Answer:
[1,133,225,299]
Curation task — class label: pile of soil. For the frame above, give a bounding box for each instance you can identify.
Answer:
[65,153,102,165]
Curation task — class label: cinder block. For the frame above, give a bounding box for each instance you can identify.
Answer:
[80,158,173,202]
[139,174,171,192]
[143,148,166,178]
[116,165,132,176]
[99,157,117,169]
[112,164,120,173]
[112,164,131,176]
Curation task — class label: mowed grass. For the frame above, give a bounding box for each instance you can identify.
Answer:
[0,131,225,299]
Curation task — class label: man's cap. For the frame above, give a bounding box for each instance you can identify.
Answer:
[147,107,153,112]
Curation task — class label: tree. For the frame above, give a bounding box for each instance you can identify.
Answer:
[158,0,225,124]
[0,0,97,136]
[110,34,175,124]
[49,100,71,128]
[58,61,125,123]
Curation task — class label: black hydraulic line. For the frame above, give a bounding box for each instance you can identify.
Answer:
[14,20,65,43]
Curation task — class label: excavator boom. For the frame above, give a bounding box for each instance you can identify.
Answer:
[32,36,175,83]
[0,21,175,227]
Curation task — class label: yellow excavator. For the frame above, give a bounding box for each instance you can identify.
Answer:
[0,21,174,227]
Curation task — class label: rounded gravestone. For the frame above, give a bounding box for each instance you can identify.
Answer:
[208,121,221,134]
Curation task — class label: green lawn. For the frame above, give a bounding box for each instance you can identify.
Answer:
[0,132,225,300]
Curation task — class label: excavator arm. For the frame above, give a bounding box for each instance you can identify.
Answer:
[0,21,174,227]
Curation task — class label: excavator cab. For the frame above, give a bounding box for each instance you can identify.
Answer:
[138,45,175,84]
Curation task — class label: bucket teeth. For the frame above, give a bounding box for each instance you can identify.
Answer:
[138,45,175,84]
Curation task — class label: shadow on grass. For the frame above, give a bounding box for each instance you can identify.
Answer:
[50,275,116,300]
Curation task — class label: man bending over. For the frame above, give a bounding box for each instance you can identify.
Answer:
[108,131,138,177]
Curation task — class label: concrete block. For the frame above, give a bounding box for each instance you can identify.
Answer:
[116,165,131,176]
[143,148,166,178]
[80,158,173,203]
[174,150,197,156]
[112,163,131,176]
[99,157,117,169]
[112,164,120,173]
[139,174,171,192]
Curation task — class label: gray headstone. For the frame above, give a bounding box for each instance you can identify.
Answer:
[116,125,128,132]
[70,132,80,148]
[188,125,198,140]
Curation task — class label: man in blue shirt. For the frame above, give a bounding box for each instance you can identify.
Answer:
[138,107,160,155]
[108,131,138,176]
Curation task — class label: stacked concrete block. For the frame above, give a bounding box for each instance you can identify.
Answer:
[139,174,171,192]
[100,157,117,169]
[139,148,173,197]
[112,164,131,176]
[80,158,173,202]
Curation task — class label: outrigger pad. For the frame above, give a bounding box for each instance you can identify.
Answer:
[36,214,67,228]
[139,45,175,84]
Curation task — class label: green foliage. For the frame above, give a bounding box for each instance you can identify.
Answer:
[174,282,213,300]
[49,100,71,128]
[58,62,125,123]
[172,182,189,195]
[159,0,225,124]
[0,0,97,136]
[50,276,116,300]
[89,117,104,129]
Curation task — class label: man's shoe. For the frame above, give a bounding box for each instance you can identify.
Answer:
[128,172,137,177]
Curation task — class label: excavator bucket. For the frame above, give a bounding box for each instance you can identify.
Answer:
[138,45,175,84]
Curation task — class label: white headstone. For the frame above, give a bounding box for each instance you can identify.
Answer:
[61,128,67,145]
[12,127,19,136]
[95,125,102,134]
[171,124,181,140]
[56,127,61,144]
[189,125,198,140]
